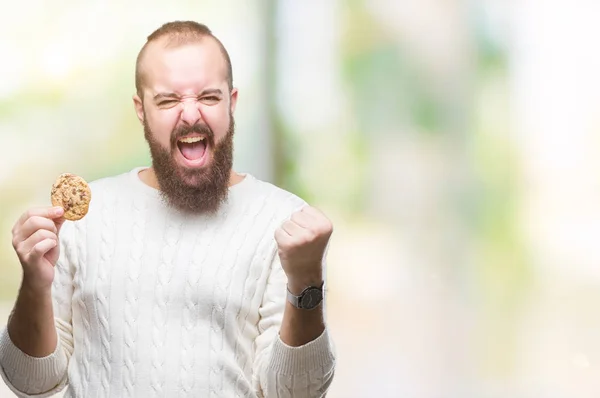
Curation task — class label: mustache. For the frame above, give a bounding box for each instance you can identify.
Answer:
[170,123,214,147]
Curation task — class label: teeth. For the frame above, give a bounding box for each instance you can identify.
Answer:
[178,136,205,143]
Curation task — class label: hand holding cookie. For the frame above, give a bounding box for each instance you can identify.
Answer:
[11,173,91,291]
[11,206,66,291]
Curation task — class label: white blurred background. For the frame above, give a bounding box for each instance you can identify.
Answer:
[2,0,600,396]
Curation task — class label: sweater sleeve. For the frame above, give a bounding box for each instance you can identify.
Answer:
[252,248,336,397]
[0,222,76,397]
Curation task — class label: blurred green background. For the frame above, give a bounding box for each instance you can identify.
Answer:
[3,1,600,397]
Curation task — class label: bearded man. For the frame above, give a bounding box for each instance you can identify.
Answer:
[0,21,336,398]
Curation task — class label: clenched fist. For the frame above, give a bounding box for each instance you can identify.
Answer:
[274,206,333,294]
[11,206,65,292]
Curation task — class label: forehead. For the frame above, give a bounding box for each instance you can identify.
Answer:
[141,38,228,94]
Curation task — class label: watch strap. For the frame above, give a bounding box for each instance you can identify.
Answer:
[287,288,302,308]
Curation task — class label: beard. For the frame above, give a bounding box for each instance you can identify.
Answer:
[143,112,235,215]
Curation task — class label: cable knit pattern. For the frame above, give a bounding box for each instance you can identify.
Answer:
[208,196,254,397]
[233,193,280,397]
[73,218,92,398]
[179,218,213,394]
[150,217,181,397]
[96,188,116,397]
[0,167,336,397]
[122,195,147,396]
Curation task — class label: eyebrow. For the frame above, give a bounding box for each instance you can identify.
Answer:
[153,92,179,101]
[199,88,223,96]
[153,89,224,102]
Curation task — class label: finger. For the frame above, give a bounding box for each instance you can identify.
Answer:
[300,205,324,218]
[300,206,333,234]
[16,207,64,228]
[17,216,59,242]
[55,216,66,235]
[298,206,328,226]
[27,238,58,262]
[290,211,315,228]
[19,229,57,255]
[281,220,305,237]
[274,226,293,245]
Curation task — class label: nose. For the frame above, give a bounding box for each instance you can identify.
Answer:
[180,100,202,126]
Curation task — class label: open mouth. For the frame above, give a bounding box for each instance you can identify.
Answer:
[176,136,208,164]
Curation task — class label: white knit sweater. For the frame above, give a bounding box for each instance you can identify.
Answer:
[0,167,335,398]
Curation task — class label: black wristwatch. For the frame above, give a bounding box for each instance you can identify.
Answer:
[286,282,324,310]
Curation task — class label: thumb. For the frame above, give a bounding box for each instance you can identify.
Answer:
[52,207,66,235]
[55,217,66,236]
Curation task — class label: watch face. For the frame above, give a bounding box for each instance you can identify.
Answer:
[301,288,323,309]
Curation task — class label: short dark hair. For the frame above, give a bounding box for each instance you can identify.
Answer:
[135,21,233,98]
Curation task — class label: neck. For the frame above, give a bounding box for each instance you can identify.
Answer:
[138,167,243,190]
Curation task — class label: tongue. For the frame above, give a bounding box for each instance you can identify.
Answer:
[179,141,206,161]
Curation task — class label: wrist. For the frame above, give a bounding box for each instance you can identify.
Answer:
[20,277,52,297]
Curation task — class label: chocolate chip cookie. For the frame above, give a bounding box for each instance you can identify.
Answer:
[50,173,92,221]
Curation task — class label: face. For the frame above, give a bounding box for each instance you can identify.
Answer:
[133,38,238,214]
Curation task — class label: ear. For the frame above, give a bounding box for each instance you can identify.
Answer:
[229,88,238,115]
[133,94,144,125]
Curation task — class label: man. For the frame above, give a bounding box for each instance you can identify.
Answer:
[0,21,335,397]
